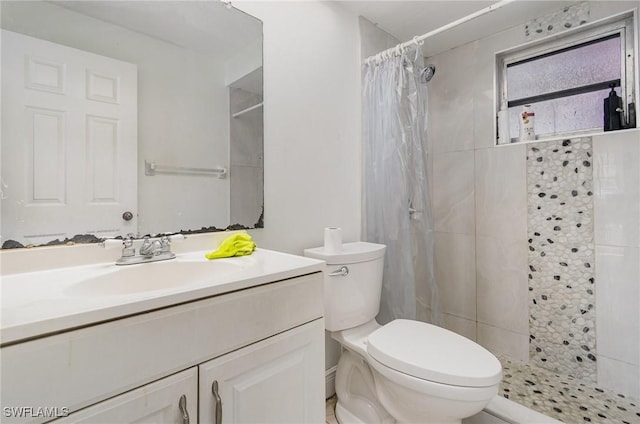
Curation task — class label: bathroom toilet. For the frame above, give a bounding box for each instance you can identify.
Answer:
[304,242,502,424]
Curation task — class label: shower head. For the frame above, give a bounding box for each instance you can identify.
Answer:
[420,65,436,83]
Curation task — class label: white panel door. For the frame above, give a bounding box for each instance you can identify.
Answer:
[199,320,325,424]
[57,368,197,424]
[1,29,137,246]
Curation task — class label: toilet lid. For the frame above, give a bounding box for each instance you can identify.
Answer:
[367,319,502,387]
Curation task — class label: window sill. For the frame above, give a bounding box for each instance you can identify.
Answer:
[494,127,639,147]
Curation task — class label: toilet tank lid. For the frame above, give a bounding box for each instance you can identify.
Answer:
[367,319,502,387]
[303,242,385,264]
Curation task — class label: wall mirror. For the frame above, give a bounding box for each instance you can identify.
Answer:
[0,0,264,249]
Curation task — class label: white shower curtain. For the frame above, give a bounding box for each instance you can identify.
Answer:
[362,47,441,325]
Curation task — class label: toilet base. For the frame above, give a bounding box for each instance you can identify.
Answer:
[335,402,366,424]
[334,348,394,424]
[334,349,467,424]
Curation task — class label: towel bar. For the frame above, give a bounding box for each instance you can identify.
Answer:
[144,161,227,179]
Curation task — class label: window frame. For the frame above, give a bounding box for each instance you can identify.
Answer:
[496,11,636,144]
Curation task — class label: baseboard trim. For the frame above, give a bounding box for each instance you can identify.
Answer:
[326,365,337,399]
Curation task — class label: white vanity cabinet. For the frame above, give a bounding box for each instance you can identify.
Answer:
[199,320,324,424]
[57,320,324,424]
[1,271,325,424]
[56,369,198,424]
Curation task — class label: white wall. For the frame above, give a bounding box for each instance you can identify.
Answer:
[236,1,362,255]
[359,16,400,60]
[428,0,640,398]
[234,2,361,397]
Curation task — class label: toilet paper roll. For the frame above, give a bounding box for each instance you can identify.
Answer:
[324,227,343,253]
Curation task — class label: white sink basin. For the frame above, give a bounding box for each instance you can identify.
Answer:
[65,259,242,296]
[0,248,325,345]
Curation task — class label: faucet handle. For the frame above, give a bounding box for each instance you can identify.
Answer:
[139,236,153,257]
[121,234,136,257]
[123,233,135,247]
[160,235,171,253]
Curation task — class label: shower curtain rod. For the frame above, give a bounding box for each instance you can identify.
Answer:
[365,0,517,65]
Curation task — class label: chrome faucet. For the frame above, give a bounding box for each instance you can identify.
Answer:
[140,236,163,257]
[115,235,177,266]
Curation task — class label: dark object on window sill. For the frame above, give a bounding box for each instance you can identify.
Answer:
[627,102,636,129]
[604,84,637,131]
[604,84,623,131]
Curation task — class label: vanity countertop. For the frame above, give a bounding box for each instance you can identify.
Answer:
[1,248,324,345]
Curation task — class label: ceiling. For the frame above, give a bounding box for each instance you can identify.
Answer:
[337,0,577,57]
[50,0,262,59]
[13,1,578,60]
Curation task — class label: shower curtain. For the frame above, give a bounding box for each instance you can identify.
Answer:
[362,47,441,325]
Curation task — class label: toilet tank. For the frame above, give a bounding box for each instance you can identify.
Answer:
[304,242,386,332]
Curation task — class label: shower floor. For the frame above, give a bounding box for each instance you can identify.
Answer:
[498,355,640,423]
[325,356,640,424]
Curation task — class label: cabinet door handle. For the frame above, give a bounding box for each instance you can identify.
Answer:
[212,380,222,424]
[179,394,190,424]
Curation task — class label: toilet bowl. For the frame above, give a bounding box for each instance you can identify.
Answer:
[304,242,502,424]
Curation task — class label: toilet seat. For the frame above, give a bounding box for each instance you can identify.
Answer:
[367,319,502,387]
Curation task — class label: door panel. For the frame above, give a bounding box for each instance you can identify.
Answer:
[1,29,137,245]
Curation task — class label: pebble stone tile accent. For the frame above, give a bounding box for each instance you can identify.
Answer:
[527,138,597,383]
[499,355,640,424]
[525,2,590,41]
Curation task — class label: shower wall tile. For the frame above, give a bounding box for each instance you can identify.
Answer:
[433,150,475,234]
[435,232,476,320]
[423,1,640,402]
[475,145,527,242]
[477,323,529,362]
[428,41,478,153]
[476,235,529,334]
[443,313,477,342]
[593,132,640,248]
[597,356,640,400]
[595,245,640,366]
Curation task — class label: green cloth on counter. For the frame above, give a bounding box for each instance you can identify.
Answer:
[205,233,256,260]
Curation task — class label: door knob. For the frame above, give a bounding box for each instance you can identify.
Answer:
[122,211,134,221]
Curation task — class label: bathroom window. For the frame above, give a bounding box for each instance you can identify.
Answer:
[496,13,636,144]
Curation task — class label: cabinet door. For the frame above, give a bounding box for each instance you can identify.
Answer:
[57,368,197,424]
[199,319,325,424]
